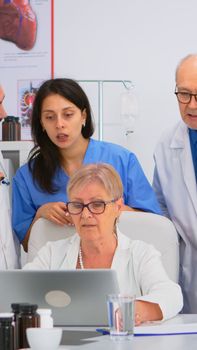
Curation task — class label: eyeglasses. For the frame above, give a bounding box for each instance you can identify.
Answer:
[174,91,197,104]
[66,199,117,215]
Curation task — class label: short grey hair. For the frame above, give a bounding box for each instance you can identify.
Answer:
[67,163,123,199]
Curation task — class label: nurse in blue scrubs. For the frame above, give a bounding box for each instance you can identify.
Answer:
[12,78,161,251]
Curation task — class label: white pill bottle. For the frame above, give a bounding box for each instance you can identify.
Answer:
[37,309,53,328]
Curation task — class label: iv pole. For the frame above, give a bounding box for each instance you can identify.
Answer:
[78,80,133,141]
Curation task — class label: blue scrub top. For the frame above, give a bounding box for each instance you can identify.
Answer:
[12,138,161,242]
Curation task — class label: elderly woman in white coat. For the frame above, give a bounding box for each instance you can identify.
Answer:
[153,54,197,313]
[0,84,19,269]
[24,163,183,324]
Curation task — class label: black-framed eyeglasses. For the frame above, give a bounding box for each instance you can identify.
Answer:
[66,199,117,215]
[174,91,197,104]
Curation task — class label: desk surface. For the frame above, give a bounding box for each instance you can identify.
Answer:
[24,315,197,349]
[58,330,197,350]
[58,314,197,350]
[24,333,197,350]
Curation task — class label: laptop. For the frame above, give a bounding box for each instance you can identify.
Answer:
[0,269,119,326]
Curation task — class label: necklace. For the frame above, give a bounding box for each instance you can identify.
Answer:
[78,233,117,270]
[78,246,84,269]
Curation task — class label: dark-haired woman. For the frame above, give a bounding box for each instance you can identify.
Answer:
[12,78,161,251]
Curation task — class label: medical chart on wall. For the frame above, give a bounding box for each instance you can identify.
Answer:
[0,0,54,140]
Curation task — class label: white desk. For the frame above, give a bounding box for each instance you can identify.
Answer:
[58,329,197,350]
[23,318,197,349]
[24,333,197,350]
[59,315,197,350]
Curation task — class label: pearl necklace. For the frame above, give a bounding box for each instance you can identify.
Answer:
[78,233,117,270]
[78,246,84,269]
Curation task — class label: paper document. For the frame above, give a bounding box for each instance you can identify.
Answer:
[134,314,197,335]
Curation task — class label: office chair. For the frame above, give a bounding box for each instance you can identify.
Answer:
[118,211,179,282]
[27,218,76,263]
[27,212,179,282]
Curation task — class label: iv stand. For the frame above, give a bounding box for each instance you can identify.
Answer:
[78,80,133,141]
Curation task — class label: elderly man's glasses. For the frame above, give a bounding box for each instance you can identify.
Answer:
[174,91,197,104]
[67,199,117,215]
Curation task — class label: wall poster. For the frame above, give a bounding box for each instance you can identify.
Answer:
[0,0,54,140]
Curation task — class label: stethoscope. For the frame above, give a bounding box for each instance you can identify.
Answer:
[0,158,10,185]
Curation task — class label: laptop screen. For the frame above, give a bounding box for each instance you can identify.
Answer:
[0,269,120,326]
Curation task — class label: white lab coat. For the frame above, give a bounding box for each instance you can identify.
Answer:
[24,230,183,321]
[0,151,20,268]
[153,120,197,313]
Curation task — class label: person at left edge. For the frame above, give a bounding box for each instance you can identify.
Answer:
[12,78,161,252]
[0,84,7,179]
[0,84,7,180]
[0,84,19,268]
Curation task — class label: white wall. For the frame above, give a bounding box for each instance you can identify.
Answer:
[54,0,197,180]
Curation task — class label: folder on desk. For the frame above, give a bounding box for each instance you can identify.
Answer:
[134,314,197,336]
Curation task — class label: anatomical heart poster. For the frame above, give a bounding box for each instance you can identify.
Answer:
[0,0,54,140]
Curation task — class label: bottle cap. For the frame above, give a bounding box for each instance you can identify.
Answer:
[37,308,52,315]
[20,304,38,313]
[0,313,14,317]
[0,313,14,322]
[3,116,16,122]
[11,303,30,313]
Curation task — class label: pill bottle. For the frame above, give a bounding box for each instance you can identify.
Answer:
[37,308,53,328]
[11,303,30,323]
[16,304,40,349]
[2,116,21,141]
[11,303,29,349]
[0,313,15,350]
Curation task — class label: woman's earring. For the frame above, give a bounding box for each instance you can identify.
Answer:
[82,122,86,128]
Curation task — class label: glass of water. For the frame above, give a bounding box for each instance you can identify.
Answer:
[107,294,135,340]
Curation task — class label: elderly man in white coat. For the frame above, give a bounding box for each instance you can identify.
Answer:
[0,84,19,268]
[153,54,197,313]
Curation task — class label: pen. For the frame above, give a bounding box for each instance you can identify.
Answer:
[96,328,110,335]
